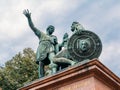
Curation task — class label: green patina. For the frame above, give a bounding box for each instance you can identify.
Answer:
[23,10,102,78]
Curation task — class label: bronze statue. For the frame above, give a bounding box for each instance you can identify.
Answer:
[67,22,102,62]
[53,22,84,68]
[23,9,58,78]
[53,21,102,68]
[23,9,102,78]
[61,33,69,49]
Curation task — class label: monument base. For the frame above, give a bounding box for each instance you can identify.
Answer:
[20,59,120,90]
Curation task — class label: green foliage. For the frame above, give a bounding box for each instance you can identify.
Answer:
[0,48,38,90]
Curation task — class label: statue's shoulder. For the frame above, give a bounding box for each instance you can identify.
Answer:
[39,31,50,39]
[51,35,57,38]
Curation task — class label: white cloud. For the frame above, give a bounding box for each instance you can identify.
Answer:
[0,0,86,40]
[105,4,120,21]
[0,0,120,76]
[100,42,120,62]
[100,41,120,76]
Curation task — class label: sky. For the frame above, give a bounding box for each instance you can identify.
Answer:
[0,0,120,77]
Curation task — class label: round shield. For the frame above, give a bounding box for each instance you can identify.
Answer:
[67,30,102,62]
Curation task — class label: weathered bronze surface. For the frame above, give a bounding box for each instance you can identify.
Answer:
[68,30,102,62]
[23,9,58,78]
[23,9,102,78]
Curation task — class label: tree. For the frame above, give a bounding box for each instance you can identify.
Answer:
[0,48,38,90]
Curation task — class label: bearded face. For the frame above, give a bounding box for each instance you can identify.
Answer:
[47,25,55,35]
[79,39,90,52]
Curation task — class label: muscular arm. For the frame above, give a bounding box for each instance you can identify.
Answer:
[23,9,41,38]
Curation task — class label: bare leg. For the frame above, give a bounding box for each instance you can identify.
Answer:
[53,49,76,65]
[48,52,58,74]
[53,57,76,65]
[38,61,44,78]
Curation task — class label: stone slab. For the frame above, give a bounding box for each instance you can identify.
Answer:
[19,59,120,90]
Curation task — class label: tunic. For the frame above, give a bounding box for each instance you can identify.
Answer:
[35,31,57,65]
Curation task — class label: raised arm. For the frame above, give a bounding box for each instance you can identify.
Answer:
[23,9,41,37]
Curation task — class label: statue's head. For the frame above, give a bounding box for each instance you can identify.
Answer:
[71,21,85,32]
[63,33,69,39]
[79,38,90,52]
[46,25,55,35]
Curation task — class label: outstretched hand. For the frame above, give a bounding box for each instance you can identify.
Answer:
[23,9,31,18]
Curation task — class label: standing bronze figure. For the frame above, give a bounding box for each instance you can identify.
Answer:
[23,9,58,78]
